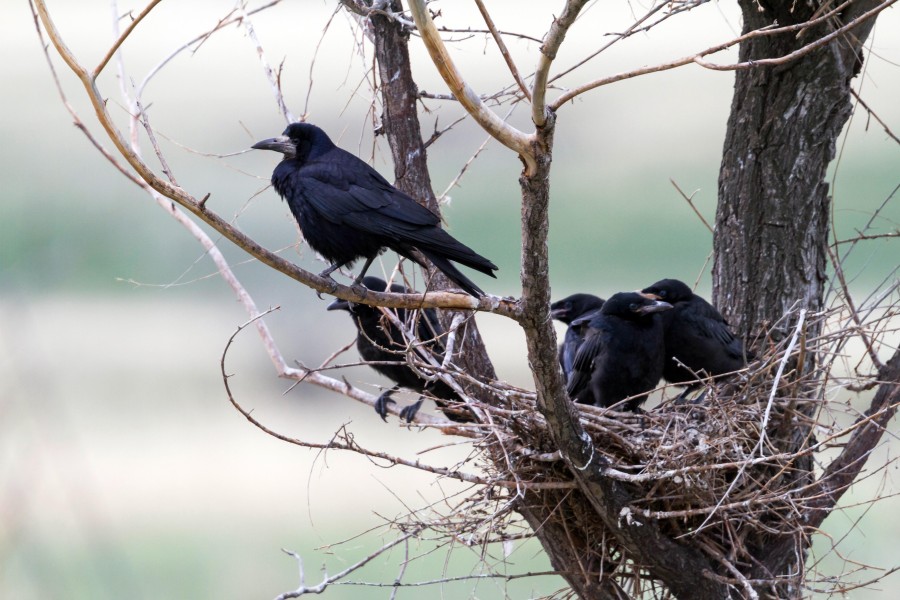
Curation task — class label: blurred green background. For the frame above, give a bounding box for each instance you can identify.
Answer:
[2,1,898,598]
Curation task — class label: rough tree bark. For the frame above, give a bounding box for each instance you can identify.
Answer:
[368,5,498,401]
[713,0,881,344]
[713,1,885,596]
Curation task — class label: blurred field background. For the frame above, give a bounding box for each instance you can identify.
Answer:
[2,1,899,598]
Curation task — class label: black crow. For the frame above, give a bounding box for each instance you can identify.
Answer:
[640,278,746,387]
[327,276,467,422]
[566,292,672,411]
[550,293,605,380]
[253,123,498,297]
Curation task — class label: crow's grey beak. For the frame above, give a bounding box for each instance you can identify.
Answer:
[550,306,568,320]
[637,300,672,315]
[251,135,296,158]
[327,298,351,312]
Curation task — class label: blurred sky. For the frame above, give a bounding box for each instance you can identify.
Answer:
[2,1,899,598]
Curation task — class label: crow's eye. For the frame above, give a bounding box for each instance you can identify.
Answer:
[657,290,667,299]
[629,303,639,311]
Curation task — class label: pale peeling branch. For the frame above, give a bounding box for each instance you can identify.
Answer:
[93,0,163,77]
[531,0,589,127]
[405,0,536,175]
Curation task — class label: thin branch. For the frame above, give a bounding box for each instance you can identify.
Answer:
[805,347,900,526]
[851,88,900,145]
[473,0,530,101]
[693,0,895,72]
[135,99,179,186]
[550,0,893,109]
[531,0,589,127]
[435,26,543,45]
[405,0,535,175]
[274,530,421,599]
[237,5,296,123]
[93,0,163,76]
[134,2,284,101]
[547,0,673,85]
[671,178,714,234]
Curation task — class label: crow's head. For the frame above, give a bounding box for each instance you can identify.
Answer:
[252,122,335,162]
[550,293,605,324]
[602,292,672,320]
[640,278,694,304]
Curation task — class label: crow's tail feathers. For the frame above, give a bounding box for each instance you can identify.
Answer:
[420,250,489,297]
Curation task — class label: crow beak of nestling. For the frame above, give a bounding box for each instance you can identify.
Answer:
[636,300,672,315]
[251,135,296,158]
[549,306,568,320]
[326,298,351,312]
[639,291,662,301]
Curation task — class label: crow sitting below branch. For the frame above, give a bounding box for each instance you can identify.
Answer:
[327,276,468,423]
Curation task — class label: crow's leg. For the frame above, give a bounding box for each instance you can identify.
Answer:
[399,397,425,423]
[352,256,377,285]
[319,261,346,279]
[674,384,700,405]
[374,385,400,421]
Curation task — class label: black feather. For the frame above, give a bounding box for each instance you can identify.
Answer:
[327,276,468,422]
[566,292,671,411]
[640,278,747,385]
[254,123,497,296]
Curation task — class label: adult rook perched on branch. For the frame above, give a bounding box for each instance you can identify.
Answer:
[327,276,468,423]
[252,123,498,297]
[550,293,605,380]
[566,292,672,411]
[640,278,746,388]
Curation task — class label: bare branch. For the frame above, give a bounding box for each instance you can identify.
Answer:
[274,530,421,599]
[405,0,536,174]
[550,0,894,109]
[237,5,296,123]
[851,88,900,145]
[531,0,589,127]
[473,0,530,101]
[670,179,714,235]
[93,0,163,76]
[805,347,900,526]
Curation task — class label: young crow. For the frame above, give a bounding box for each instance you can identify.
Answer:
[253,123,498,297]
[327,276,467,422]
[550,293,605,380]
[566,292,672,411]
[640,279,746,387]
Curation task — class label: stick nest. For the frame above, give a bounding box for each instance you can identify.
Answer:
[427,303,897,597]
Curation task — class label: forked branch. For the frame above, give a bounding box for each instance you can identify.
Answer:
[406,0,536,174]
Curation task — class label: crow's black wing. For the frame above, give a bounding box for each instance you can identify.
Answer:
[682,300,743,360]
[296,159,441,229]
[566,326,605,400]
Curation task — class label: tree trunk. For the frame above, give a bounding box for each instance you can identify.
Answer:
[369,5,498,398]
[713,2,883,596]
[714,0,880,345]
